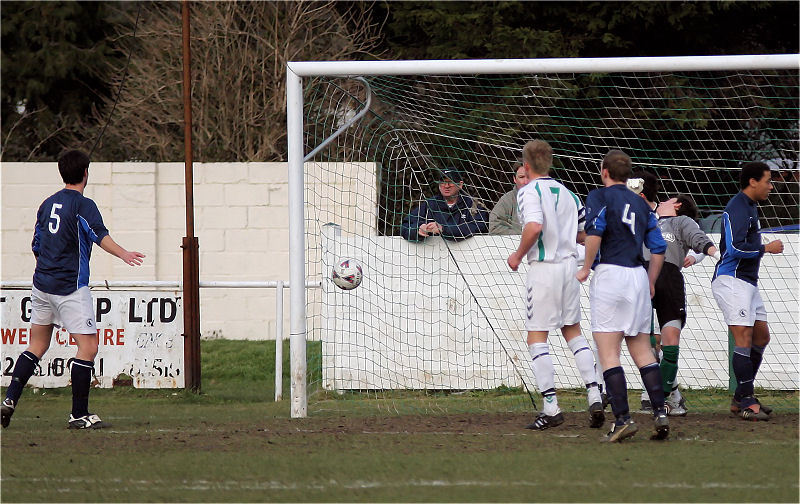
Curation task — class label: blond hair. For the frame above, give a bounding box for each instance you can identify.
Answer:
[522,140,553,175]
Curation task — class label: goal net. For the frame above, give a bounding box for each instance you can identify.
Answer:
[288,57,799,417]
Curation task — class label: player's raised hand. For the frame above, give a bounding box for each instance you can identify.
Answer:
[765,240,784,254]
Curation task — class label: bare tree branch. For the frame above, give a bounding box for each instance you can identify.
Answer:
[69,1,383,162]
[1,107,47,161]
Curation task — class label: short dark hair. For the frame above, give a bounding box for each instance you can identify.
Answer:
[58,150,90,184]
[631,170,660,203]
[674,193,699,220]
[602,150,632,182]
[740,161,770,189]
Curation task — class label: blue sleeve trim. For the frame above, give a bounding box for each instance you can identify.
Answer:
[586,206,607,236]
[32,223,42,256]
[644,211,667,254]
[722,211,760,259]
[78,214,107,244]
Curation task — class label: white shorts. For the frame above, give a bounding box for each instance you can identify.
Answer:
[525,258,581,331]
[30,286,97,335]
[589,264,651,337]
[711,275,767,326]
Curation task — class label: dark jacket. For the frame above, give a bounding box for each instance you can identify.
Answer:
[400,194,489,242]
[713,191,765,286]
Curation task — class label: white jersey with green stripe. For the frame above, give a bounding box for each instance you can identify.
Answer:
[516,176,584,264]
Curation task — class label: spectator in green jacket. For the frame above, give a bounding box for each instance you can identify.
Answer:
[489,162,529,235]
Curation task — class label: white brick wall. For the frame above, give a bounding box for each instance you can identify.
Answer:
[0,161,361,341]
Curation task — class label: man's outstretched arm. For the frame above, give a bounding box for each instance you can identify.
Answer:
[100,235,145,266]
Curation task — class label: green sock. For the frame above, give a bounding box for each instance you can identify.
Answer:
[660,345,679,394]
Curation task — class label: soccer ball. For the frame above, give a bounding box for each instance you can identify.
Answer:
[331,257,363,290]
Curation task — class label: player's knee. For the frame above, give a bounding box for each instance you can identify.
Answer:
[28,340,51,359]
[753,322,770,346]
[74,335,99,359]
[660,322,681,346]
[85,345,99,360]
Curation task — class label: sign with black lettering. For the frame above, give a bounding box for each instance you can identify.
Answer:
[1,290,184,388]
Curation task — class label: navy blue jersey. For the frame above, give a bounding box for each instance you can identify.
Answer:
[584,184,666,268]
[32,189,109,295]
[713,192,765,286]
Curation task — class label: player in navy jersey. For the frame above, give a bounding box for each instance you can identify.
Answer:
[576,150,669,442]
[2,150,144,430]
[711,162,783,421]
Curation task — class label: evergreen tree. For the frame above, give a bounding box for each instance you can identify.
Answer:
[1,1,130,160]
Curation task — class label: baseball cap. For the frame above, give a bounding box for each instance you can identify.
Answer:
[438,167,463,183]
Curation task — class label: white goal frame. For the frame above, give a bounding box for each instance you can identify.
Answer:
[286,54,799,418]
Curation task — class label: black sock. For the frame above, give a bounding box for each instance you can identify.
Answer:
[71,359,94,418]
[732,347,754,400]
[750,344,766,378]
[639,362,665,414]
[603,366,629,425]
[6,351,40,404]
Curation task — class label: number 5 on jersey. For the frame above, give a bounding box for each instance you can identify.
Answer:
[49,203,63,233]
[621,203,635,234]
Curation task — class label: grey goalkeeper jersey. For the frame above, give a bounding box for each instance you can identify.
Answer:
[643,215,715,269]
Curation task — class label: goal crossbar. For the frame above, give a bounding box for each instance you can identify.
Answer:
[288,54,799,77]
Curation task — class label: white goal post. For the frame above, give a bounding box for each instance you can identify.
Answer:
[286,54,799,418]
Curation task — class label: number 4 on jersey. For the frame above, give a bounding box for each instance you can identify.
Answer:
[621,203,636,234]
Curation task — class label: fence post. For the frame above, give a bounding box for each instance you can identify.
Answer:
[275,281,284,401]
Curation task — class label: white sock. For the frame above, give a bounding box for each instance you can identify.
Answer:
[669,386,682,402]
[529,342,559,416]
[591,341,605,391]
[566,336,601,404]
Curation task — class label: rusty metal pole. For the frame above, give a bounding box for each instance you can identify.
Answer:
[181,0,201,392]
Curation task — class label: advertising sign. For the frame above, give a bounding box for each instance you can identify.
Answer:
[1,290,184,388]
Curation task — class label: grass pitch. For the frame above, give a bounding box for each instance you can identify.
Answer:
[1,340,798,502]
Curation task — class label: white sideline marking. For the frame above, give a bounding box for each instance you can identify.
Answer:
[632,482,781,490]
[673,436,796,446]
[674,436,715,442]
[5,477,796,492]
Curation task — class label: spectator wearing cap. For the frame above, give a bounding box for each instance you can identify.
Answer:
[400,167,489,242]
[489,161,529,235]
